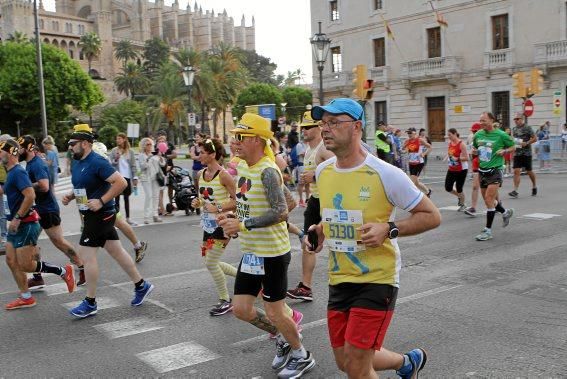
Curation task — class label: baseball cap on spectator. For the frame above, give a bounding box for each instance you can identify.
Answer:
[513,112,524,120]
[311,98,365,128]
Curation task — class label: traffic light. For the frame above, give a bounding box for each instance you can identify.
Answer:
[530,67,544,95]
[512,72,526,98]
[363,79,374,100]
[352,64,367,100]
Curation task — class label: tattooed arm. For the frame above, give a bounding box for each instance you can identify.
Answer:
[243,167,288,230]
[249,307,278,334]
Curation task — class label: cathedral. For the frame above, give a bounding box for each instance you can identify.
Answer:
[0,0,256,101]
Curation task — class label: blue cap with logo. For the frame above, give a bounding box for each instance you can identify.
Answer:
[311,98,365,128]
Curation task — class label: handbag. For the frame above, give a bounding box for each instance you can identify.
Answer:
[156,171,166,186]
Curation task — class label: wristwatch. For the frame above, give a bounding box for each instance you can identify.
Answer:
[387,222,399,239]
[14,213,21,220]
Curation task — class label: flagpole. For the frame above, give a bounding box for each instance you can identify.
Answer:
[379,14,406,62]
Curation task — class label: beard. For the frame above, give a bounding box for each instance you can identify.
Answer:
[18,152,27,162]
[1,155,9,166]
[72,146,85,160]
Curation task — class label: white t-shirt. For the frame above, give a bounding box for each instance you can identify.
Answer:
[118,155,132,178]
[295,142,306,164]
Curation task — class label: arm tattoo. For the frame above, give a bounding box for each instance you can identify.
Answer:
[249,307,278,334]
[244,168,288,230]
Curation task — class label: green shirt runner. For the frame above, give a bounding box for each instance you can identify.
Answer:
[473,128,514,170]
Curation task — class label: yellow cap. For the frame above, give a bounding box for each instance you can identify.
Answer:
[230,113,274,140]
[300,111,318,127]
[73,124,92,133]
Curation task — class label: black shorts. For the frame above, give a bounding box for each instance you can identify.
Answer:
[80,212,119,247]
[479,168,503,189]
[409,163,424,177]
[234,252,291,302]
[328,282,398,312]
[203,227,225,241]
[445,170,468,193]
[38,212,61,230]
[303,196,321,232]
[513,155,532,171]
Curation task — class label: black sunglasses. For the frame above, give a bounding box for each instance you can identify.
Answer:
[68,141,81,147]
[302,125,319,131]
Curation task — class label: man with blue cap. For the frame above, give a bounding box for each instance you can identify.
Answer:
[307,98,441,378]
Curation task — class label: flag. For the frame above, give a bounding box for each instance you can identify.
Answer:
[436,10,448,28]
[384,19,395,40]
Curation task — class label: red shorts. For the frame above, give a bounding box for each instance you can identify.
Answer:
[328,307,394,350]
[327,283,397,350]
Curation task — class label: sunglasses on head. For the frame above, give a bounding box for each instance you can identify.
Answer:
[204,139,216,152]
[235,133,256,142]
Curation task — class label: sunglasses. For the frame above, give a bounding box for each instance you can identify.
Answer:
[302,125,319,131]
[68,141,81,147]
[235,133,256,142]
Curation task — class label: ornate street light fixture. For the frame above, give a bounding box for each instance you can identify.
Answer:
[310,21,331,105]
[182,66,196,139]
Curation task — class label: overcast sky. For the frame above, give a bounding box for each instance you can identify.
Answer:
[44,0,314,83]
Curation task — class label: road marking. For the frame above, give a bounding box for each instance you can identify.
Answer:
[438,205,460,211]
[232,284,463,347]
[101,279,175,314]
[136,341,221,374]
[61,296,121,311]
[520,213,561,220]
[46,282,77,296]
[93,317,163,339]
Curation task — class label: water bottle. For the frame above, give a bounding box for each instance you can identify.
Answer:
[133,186,138,196]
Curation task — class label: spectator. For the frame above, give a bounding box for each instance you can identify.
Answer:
[42,136,59,192]
[138,137,165,224]
[155,130,177,215]
[561,123,567,158]
[391,128,403,169]
[287,121,299,150]
[537,123,551,170]
[374,121,392,163]
[110,133,138,225]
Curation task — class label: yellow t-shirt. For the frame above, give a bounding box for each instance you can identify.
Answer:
[316,154,423,286]
[303,141,323,198]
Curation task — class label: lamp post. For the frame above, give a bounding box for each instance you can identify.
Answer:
[210,107,216,138]
[145,111,150,136]
[16,121,21,137]
[33,0,48,139]
[182,66,196,139]
[310,21,331,106]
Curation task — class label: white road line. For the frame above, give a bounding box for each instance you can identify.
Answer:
[61,296,121,311]
[520,213,561,220]
[231,284,463,348]
[102,279,175,314]
[46,282,76,296]
[136,341,221,374]
[93,317,163,339]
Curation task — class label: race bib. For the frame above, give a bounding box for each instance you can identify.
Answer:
[200,210,218,234]
[322,208,365,253]
[240,253,265,275]
[73,188,88,211]
[408,152,422,164]
[3,194,9,216]
[478,145,492,162]
[514,138,523,148]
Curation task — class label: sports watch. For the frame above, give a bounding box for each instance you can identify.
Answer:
[387,222,399,239]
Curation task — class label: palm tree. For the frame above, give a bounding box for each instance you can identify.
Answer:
[7,31,29,44]
[78,32,102,75]
[114,62,150,99]
[148,63,185,137]
[114,40,138,69]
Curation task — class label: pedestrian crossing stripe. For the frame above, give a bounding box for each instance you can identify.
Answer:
[520,213,562,220]
[136,341,221,374]
[93,317,164,339]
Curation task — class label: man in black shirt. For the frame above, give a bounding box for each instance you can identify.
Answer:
[509,112,537,197]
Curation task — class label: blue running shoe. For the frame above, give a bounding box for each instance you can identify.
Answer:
[70,299,97,319]
[396,348,427,379]
[131,281,154,306]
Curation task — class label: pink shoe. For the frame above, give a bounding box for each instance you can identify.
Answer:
[268,309,303,339]
[298,200,307,208]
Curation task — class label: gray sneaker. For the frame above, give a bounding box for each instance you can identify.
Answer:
[272,339,292,370]
[502,208,514,228]
[134,241,148,263]
[277,351,316,379]
[457,203,467,212]
[475,228,493,241]
[464,207,477,217]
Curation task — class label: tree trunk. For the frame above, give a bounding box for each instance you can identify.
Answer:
[222,108,227,143]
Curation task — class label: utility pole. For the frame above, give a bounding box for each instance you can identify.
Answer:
[34,0,48,139]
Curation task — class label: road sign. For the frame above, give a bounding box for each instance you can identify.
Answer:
[523,99,534,117]
[188,113,196,126]
[553,91,562,116]
[127,123,140,138]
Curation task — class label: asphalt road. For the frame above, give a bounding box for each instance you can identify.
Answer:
[0,158,566,378]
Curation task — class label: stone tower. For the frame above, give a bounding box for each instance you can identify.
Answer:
[0,0,34,39]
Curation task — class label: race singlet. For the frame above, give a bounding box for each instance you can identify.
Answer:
[240,253,265,275]
[73,188,88,211]
[200,210,218,234]
[322,208,365,253]
[408,152,421,164]
[478,145,492,162]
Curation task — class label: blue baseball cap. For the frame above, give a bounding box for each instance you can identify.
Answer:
[311,98,365,128]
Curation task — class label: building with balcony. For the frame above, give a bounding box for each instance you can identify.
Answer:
[0,0,255,103]
[310,0,567,142]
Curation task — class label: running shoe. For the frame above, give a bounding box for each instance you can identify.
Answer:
[298,200,307,208]
[502,208,514,228]
[69,299,98,318]
[209,299,233,316]
[396,348,427,379]
[135,241,148,263]
[475,228,493,241]
[5,296,36,310]
[153,216,163,223]
[27,275,45,291]
[76,269,86,287]
[464,207,477,217]
[286,283,313,301]
[127,218,138,226]
[62,264,76,293]
[277,351,316,379]
[508,190,519,198]
[532,187,538,196]
[457,203,467,212]
[269,309,304,339]
[272,338,292,370]
[131,281,154,306]
[426,189,432,198]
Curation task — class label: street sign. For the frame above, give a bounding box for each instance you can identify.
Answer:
[523,99,534,117]
[188,113,196,126]
[127,123,140,138]
[553,91,562,116]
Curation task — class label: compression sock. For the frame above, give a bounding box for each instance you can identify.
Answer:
[134,279,145,290]
[486,209,496,228]
[36,261,63,276]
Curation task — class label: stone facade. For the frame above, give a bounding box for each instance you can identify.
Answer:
[0,0,256,102]
[310,0,567,143]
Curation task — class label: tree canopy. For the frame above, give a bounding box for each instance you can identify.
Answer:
[0,41,104,137]
[233,83,283,119]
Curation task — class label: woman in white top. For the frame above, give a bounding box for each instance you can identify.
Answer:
[138,137,166,224]
[110,133,138,225]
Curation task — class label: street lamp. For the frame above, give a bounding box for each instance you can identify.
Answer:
[33,0,48,139]
[310,21,331,105]
[16,121,21,137]
[182,66,196,139]
[210,107,216,138]
[145,111,150,136]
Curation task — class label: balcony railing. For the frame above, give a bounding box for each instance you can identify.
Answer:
[322,71,353,87]
[400,56,462,81]
[369,66,389,84]
[483,48,514,70]
[534,40,567,66]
